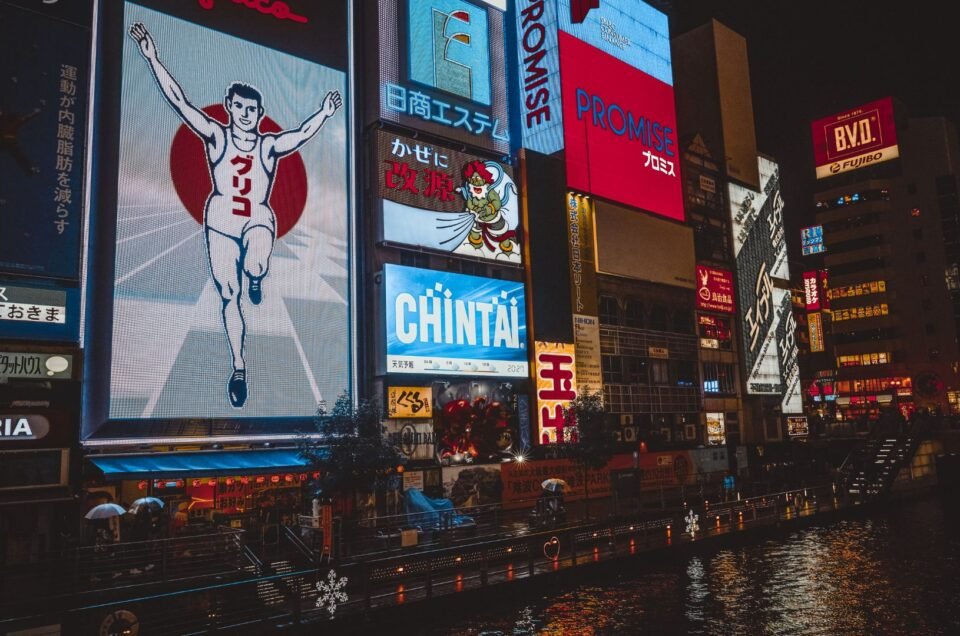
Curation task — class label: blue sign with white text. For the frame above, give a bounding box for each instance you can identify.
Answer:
[384,264,528,377]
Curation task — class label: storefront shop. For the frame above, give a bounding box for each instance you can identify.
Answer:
[85,449,314,541]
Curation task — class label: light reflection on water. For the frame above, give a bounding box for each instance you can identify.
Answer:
[428,495,960,635]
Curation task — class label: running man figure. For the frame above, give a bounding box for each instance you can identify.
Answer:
[129,22,342,408]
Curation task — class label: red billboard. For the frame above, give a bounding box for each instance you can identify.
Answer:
[811,97,899,179]
[803,270,821,311]
[559,31,683,221]
[695,265,735,314]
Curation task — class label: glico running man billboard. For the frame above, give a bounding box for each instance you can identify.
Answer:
[375,130,521,263]
[87,0,350,430]
[730,157,790,395]
[811,97,899,179]
[383,264,528,377]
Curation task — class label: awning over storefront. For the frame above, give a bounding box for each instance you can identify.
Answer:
[89,449,312,481]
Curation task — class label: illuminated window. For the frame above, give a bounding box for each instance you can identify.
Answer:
[837,352,891,367]
[702,362,736,394]
[831,303,889,322]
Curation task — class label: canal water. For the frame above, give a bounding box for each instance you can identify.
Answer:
[425,494,959,635]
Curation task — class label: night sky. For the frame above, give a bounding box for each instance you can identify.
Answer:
[668,1,958,263]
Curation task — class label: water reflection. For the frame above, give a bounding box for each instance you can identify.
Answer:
[425,495,959,635]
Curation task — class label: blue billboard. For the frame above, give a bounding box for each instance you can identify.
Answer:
[513,0,672,155]
[384,264,528,377]
[0,1,91,281]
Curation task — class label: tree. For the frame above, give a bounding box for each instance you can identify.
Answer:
[299,393,405,505]
[561,391,617,519]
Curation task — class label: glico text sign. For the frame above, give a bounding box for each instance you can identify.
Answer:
[811,97,899,179]
[383,264,528,377]
[559,31,682,220]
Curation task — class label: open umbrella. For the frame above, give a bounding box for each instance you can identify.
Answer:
[128,497,164,515]
[541,478,569,492]
[85,503,128,520]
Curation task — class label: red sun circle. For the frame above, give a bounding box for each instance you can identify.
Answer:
[169,104,308,239]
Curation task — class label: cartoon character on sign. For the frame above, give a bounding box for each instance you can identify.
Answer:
[460,160,519,260]
[129,23,342,408]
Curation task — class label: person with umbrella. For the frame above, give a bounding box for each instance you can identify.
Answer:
[537,478,568,526]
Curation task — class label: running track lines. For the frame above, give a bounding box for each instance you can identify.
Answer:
[116,229,203,285]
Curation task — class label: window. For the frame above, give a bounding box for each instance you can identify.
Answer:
[831,303,889,322]
[672,360,697,387]
[838,352,891,367]
[702,362,737,394]
[673,310,694,334]
[599,296,620,325]
[623,357,647,384]
[908,183,917,195]
[623,300,644,329]
[650,360,669,385]
[698,314,732,350]
[649,305,668,331]
[827,280,886,300]
[602,356,622,384]
[400,251,430,269]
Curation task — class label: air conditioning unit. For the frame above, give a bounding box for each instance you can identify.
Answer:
[660,428,672,442]
[685,424,697,440]
[623,426,638,443]
[620,414,634,426]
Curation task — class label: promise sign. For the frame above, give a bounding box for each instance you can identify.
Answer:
[811,97,899,179]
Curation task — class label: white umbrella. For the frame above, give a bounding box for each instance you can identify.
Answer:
[85,503,128,520]
[541,478,569,492]
[128,497,164,515]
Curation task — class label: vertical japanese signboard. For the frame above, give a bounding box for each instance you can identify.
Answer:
[535,341,576,444]
[0,0,91,281]
[729,157,790,395]
[776,288,802,414]
[808,311,824,353]
[567,193,601,395]
[375,130,520,262]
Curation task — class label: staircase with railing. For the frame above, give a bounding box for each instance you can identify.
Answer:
[839,432,921,501]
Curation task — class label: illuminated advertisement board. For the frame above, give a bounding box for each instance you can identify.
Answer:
[787,415,809,437]
[560,31,682,220]
[513,0,672,156]
[535,341,576,444]
[776,288,802,414]
[696,265,735,314]
[376,0,510,154]
[808,312,825,353]
[383,264,528,377]
[0,282,79,342]
[803,271,821,311]
[0,0,91,281]
[812,97,899,179]
[730,156,787,281]
[706,412,725,446]
[731,158,790,396]
[88,0,350,430]
[375,130,520,262]
[801,225,825,256]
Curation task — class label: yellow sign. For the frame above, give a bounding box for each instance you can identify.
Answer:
[808,312,824,353]
[386,386,432,418]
